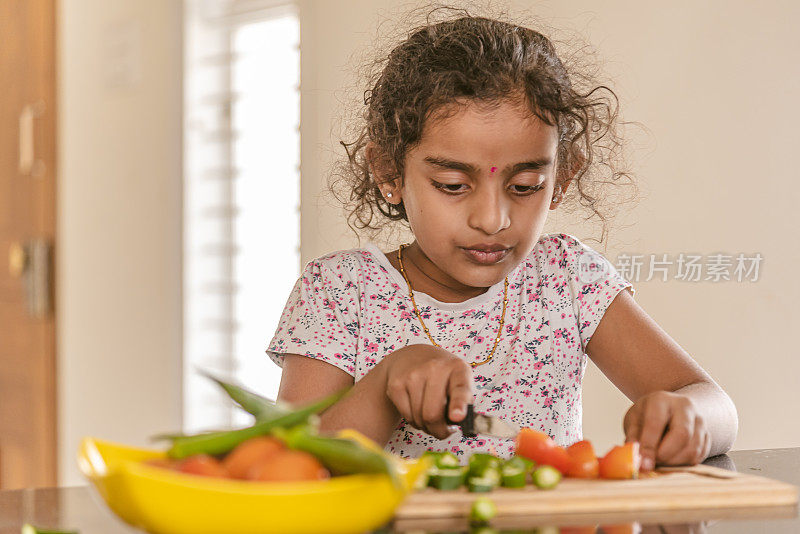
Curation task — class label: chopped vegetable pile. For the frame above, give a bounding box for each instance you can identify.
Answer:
[147,371,642,493]
[419,449,561,492]
[418,427,643,494]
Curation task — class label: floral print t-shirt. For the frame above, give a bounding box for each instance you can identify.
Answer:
[266,233,635,462]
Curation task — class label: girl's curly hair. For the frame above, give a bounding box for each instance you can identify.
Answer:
[330,3,639,245]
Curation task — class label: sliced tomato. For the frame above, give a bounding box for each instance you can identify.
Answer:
[248,449,330,482]
[222,436,285,479]
[177,454,229,478]
[514,428,571,475]
[566,439,599,478]
[598,442,641,480]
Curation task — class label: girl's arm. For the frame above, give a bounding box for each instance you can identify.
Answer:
[277,346,474,445]
[277,354,401,445]
[586,289,739,470]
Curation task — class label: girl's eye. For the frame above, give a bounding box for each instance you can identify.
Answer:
[509,184,544,195]
[432,181,469,193]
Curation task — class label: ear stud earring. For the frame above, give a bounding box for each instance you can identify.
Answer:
[386,192,393,198]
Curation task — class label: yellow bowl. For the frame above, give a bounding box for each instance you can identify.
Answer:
[78,436,427,534]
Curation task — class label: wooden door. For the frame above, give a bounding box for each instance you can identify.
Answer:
[0,0,58,488]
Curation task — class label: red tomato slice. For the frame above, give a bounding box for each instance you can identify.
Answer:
[566,439,599,478]
[514,428,572,475]
[598,442,642,480]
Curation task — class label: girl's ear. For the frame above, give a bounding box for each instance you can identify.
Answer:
[551,144,584,209]
[366,141,402,204]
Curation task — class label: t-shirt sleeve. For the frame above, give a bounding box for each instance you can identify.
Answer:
[557,233,635,352]
[265,257,361,377]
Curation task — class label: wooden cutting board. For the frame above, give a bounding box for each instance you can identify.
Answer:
[395,465,799,519]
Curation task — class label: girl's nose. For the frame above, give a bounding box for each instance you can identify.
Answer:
[467,188,511,235]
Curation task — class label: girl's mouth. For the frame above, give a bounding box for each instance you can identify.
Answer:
[460,246,511,265]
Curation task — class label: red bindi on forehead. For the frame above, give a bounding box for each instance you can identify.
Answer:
[490,166,497,173]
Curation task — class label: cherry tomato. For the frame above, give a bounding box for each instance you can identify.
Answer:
[566,439,599,478]
[248,449,330,482]
[222,436,285,479]
[177,454,229,478]
[598,442,642,480]
[514,428,572,475]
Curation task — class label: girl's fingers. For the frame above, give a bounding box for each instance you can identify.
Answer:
[420,374,450,439]
[669,417,708,465]
[701,428,712,459]
[386,378,412,424]
[408,381,428,431]
[656,410,694,463]
[638,398,671,470]
[623,407,642,443]
[446,365,473,423]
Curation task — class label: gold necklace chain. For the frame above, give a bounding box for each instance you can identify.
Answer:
[396,243,508,367]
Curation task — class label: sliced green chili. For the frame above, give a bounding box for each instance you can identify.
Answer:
[531,464,562,490]
[469,496,497,523]
[422,450,461,469]
[428,466,468,490]
[501,456,532,488]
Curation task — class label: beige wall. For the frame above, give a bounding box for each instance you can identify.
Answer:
[299,0,800,453]
[57,0,183,485]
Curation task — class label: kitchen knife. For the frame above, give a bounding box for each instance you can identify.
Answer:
[445,403,519,439]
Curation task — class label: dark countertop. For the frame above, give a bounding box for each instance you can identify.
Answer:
[0,448,797,534]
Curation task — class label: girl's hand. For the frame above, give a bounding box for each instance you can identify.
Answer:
[623,390,712,471]
[384,344,474,440]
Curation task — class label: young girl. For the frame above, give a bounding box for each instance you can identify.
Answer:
[266,8,738,471]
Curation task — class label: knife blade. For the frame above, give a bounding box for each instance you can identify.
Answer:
[445,403,519,439]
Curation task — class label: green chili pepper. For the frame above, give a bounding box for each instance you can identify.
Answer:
[469,496,497,523]
[150,429,227,442]
[467,468,500,493]
[197,369,290,420]
[422,450,461,469]
[165,387,349,459]
[428,465,468,490]
[275,425,401,487]
[468,453,502,479]
[22,524,78,534]
[501,456,532,488]
[531,464,562,490]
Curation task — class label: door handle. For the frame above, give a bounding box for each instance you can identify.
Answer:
[19,100,46,177]
[7,239,53,318]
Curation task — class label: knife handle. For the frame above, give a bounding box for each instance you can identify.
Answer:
[445,402,476,437]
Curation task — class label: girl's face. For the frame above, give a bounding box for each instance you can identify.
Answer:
[390,99,563,291]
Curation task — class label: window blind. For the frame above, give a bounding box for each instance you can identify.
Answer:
[183,0,300,432]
